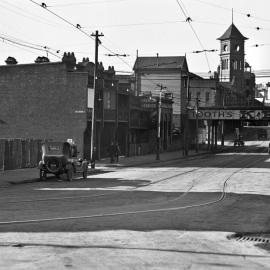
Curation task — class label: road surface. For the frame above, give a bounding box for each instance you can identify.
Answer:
[0,144,270,269]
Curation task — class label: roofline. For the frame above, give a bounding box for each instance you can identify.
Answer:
[0,61,63,69]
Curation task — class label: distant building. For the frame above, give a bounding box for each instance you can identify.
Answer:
[133,55,189,131]
[217,23,258,107]
[0,53,173,164]
[188,77,217,109]
[218,23,247,92]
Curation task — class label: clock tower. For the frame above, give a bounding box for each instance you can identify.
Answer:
[217,23,248,93]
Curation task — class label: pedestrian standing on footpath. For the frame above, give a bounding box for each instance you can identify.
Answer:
[108,141,115,163]
[114,142,121,163]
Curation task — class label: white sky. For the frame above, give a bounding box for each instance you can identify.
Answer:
[0,0,269,83]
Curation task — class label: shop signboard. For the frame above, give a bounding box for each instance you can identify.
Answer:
[188,109,265,120]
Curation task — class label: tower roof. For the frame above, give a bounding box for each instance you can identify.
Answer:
[217,23,248,41]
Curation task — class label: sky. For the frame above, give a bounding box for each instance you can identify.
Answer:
[0,0,269,84]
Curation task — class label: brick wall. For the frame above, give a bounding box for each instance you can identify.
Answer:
[0,62,88,155]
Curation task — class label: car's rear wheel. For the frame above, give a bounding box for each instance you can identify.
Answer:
[40,170,47,180]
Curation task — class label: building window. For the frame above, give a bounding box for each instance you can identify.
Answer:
[205,92,210,102]
[103,91,116,109]
[223,44,228,52]
[232,60,238,70]
[184,77,187,88]
[221,60,225,70]
[222,59,229,70]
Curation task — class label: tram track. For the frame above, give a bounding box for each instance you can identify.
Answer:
[0,150,244,205]
[0,147,266,225]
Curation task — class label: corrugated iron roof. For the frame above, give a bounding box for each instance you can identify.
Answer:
[133,56,188,70]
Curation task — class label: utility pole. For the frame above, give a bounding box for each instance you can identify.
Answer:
[90,30,104,169]
[156,84,166,160]
[195,96,200,153]
[221,88,225,146]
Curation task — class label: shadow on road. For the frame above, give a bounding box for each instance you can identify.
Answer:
[0,190,269,233]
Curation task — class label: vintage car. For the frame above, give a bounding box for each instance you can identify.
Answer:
[234,135,245,147]
[38,140,88,181]
[258,129,267,140]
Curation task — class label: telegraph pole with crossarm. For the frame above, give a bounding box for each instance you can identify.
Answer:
[90,30,104,168]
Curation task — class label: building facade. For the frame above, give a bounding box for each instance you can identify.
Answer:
[133,56,189,131]
[0,54,88,155]
[0,53,174,168]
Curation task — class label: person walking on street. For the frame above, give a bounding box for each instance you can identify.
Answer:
[114,142,121,163]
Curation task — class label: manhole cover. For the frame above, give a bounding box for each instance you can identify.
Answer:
[228,233,270,243]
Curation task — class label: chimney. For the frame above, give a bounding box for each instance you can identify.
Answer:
[62,52,76,71]
[35,56,50,63]
[5,56,17,65]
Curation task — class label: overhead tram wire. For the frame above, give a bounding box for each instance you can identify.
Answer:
[175,0,211,73]
[29,0,132,69]
[47,0,129,8]
[0,35,61,59]
[0,1,58,28]
[84,20,187,29]
[0,32,63,55]
[190,0,270,24]
[29,1,170,90]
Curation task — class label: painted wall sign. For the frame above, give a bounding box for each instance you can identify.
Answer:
[188,110,240,120]
[188,109,265,120]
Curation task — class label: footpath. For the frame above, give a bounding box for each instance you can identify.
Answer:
[0,148,212,187]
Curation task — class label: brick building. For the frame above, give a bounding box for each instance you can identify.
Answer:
[0,53,173,167]
[0,53,88,155]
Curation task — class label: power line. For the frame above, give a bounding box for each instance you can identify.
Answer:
[191,0,270,24]
[48,0,129,8]
[29,0,132,69]
[84,20,187,29]
[0,1,64,28]
[175,0,211,73]
[0,34,61,59]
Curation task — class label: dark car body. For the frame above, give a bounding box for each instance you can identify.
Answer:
[234,135,245,147]
[258,129,267,140]
[38,140,88,181]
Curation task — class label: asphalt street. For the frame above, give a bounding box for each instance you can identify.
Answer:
[0,143,270,269]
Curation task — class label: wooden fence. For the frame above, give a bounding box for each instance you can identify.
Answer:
[0,139,42,171]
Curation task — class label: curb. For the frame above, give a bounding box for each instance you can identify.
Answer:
[6,168,103,186]
[2,149,223,186]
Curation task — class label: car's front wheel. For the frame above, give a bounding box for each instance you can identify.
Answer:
[40,170,47,181]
